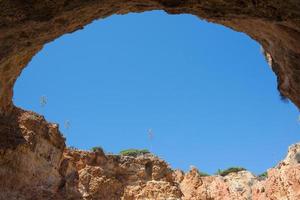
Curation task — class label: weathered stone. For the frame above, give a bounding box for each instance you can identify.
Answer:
[1,1,300,199]
[1,109,300,199]
[0,0,300,114]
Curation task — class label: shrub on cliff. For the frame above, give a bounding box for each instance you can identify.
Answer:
[216,167,246,176]
[258,171,268,179]
[91,146,104,153]
[119,149,150,157]
[198,171,210,177]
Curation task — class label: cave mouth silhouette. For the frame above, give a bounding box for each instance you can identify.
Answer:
[12,11,300,175]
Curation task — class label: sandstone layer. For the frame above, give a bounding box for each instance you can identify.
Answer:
[0,0,300,115]
[1,109,300,200]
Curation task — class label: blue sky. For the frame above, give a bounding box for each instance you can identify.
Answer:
[14,11,300,174]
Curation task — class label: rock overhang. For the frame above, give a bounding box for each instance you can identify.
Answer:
[1,0,300,115]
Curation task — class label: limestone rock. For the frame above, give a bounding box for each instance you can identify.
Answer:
[1,1,300,198]
[253,144,300,200]
[1,109,300,199]
[0,108,65,200]
[1,0,300,115]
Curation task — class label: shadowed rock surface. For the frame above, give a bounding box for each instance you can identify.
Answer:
[0,0,300,114]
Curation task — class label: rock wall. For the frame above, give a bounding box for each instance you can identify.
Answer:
[1,1,300,199]
[1,109,300,200]
[0,0,300,115]
[0,108,66,199]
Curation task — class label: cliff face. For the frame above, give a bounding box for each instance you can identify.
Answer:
[253,144,300,200]
[0,108,65,199]
[63,149,182,200]
[175,168,257,200]
[1,1,300,199]
[1,109,300,200]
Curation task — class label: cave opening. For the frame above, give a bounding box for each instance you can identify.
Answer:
[12,11,300,175]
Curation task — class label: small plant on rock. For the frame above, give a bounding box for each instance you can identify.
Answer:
[91,146,104,153]
[258,171,268,179]
[216,167,246,176]
[198,171,210,177]
[27,114,39,121]
[119,149,150,157]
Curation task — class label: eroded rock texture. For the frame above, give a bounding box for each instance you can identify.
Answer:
[1,109,300,200]
[1,1,300,199]
[0,108,66,199]
[0,0,300,115]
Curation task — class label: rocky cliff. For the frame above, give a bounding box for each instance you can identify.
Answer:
[1,108,300,200]
[1,1,300,198]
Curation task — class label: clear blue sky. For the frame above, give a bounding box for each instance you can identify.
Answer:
[14,11,300,174]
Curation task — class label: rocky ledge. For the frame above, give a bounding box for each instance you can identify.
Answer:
[1,109,300,200]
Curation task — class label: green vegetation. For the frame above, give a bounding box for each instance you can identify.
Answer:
[119,149,150,157]
[197,171,210,177]
[258,171,268,179]
[216,167,246,176]
[91,146,104,152]
[27,114,39,121]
